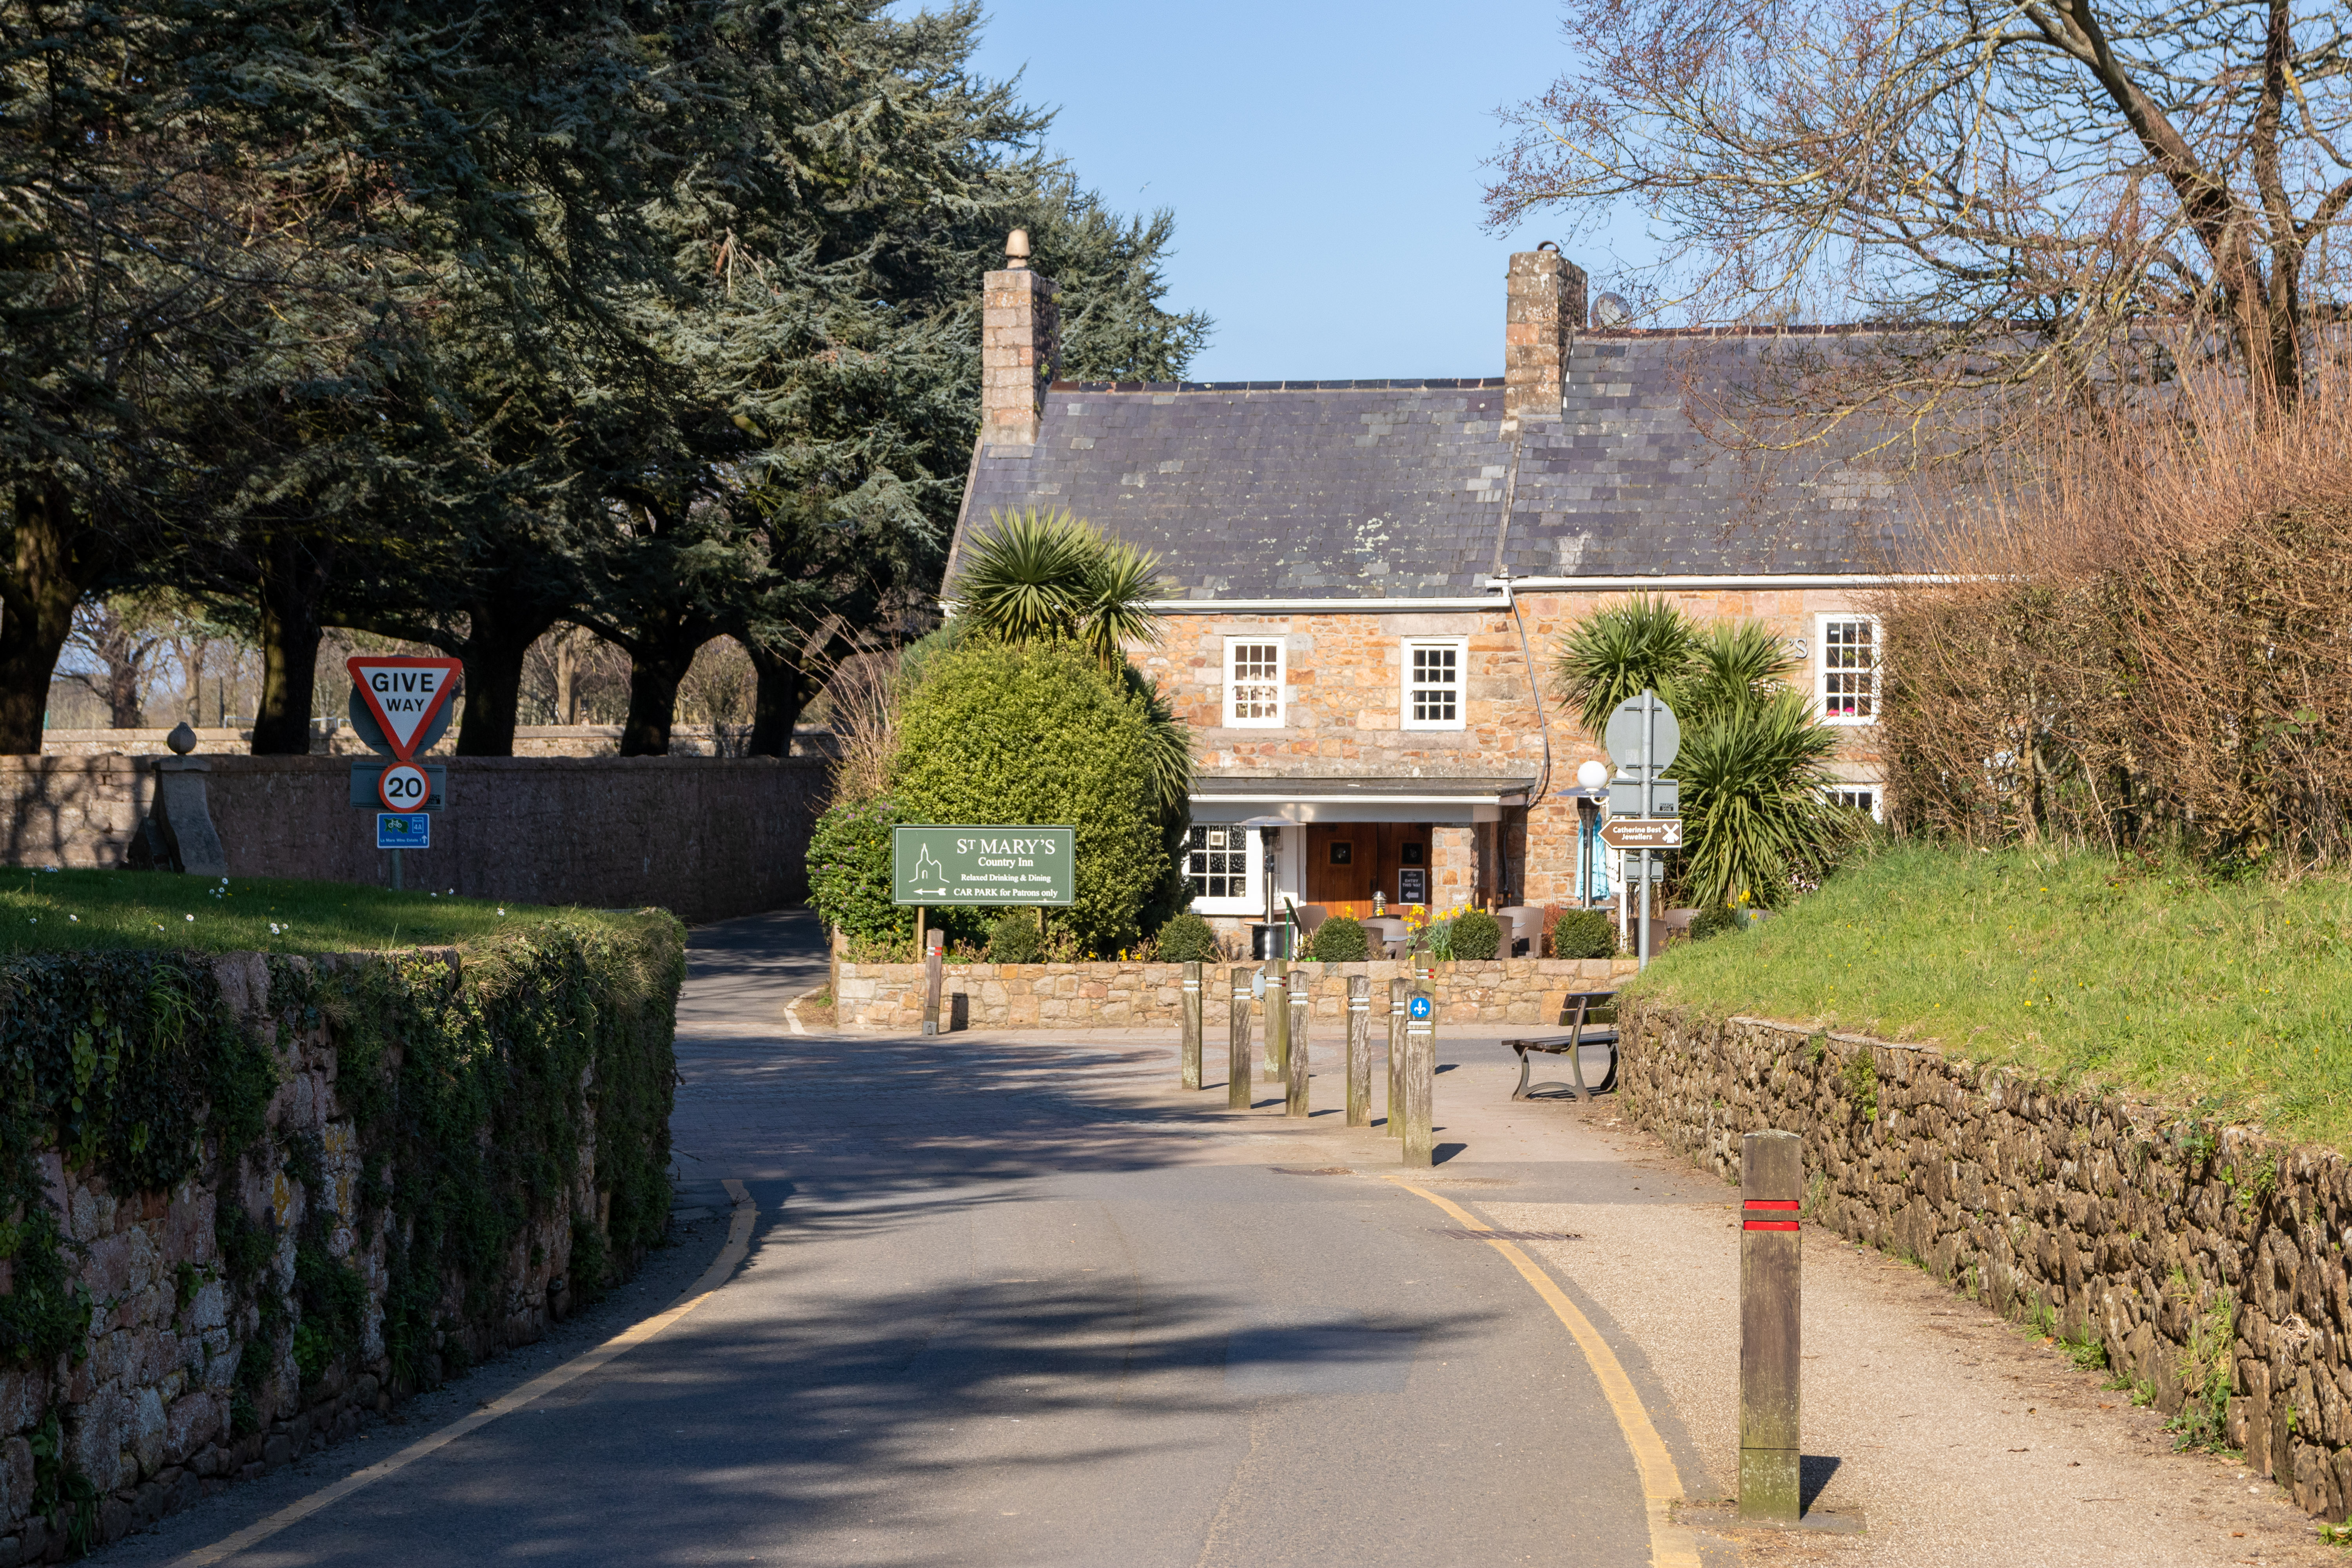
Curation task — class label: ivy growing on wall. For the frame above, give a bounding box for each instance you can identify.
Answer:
[1,913,682,1517]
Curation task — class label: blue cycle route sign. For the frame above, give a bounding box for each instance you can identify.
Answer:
[376,813,431,850]
[1409,995,1433,1022]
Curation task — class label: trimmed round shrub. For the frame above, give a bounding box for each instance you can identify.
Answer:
[1450,909,1502,961]
[1306,915,1369,962]
[1155,911,1221,963]
[1549,909,1617,959]
[891,639,1169,955]
[985,909,1045,963]
[807,797,907,945]
[1688,904,1746,942]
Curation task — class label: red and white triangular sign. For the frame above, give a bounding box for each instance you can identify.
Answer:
[347,656,463,762]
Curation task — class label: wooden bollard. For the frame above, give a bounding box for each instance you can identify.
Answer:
[1227,966,1254,1110]
[1387,978,1406,1138]
[1740,1130,1803,1522]
[1401,983,1435,1167]
[1345,976,1372,1127]
[921,934,944,1036]
[1264,957,1289,1081]
[1180,961,1203,1089]
[1285,968,1310,1118]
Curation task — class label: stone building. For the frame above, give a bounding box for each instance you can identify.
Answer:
[949,240,1921,935]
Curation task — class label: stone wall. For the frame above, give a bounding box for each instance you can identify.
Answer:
[1618,1000,2352,1523]
[835,954,1637,1031]
[34,724,837,760]
[0,754,827,922]
[0,934,677,1564]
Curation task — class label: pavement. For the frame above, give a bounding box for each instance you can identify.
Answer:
[100,907,2335,1566]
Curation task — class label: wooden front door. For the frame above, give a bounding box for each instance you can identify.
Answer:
[1306,824,1373,905]
[1305,823,1432,912]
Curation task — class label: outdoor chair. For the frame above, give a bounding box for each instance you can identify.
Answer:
[1494,905,1540,957]
[1360,916,1410,959]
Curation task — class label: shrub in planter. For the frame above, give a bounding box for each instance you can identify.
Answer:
[986,910,1045,964]
[1450,909,1502,960]
[1155,911,1221,963]
[1688,904,1747,942]
[1549,909,1618,959]
[1306,916,1369,962]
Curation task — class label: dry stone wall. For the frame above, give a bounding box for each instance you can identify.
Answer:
[0,929,678,1564]
[1619,999,2352,1523]
[835,955,1637,1031]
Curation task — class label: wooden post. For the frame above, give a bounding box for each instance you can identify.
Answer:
[914,905,925,960]
[921,933,943,1036]
[1180,962,1203,1090]
[1345,976,1372,1127]
[1284,967,1310,1118]
[1401,982,1435,1167]
[1387,978,1407,1138]
[1740,1130,1803,1523]
[1227,966,1254,1110]
[1264,956,1289,1081]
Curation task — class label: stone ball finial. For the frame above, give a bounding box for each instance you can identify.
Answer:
[166,720,198,755]
[1005,228,1031,270]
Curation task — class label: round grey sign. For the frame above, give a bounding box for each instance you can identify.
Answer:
[1604,693,1681,772]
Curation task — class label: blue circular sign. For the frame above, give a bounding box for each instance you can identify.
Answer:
[1409,995,1432,1021]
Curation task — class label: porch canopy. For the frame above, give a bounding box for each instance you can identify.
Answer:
[1187,774,1536,914]
[1187,774,1534,824]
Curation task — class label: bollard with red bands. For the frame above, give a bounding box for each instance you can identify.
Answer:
[1742,1199,1800,1231]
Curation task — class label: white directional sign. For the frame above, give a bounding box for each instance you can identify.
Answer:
[1600,817,1684,850]
[347,657,463,761]
[376,762,432,812]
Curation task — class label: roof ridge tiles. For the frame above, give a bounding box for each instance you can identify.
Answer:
[1044,377,1510,394]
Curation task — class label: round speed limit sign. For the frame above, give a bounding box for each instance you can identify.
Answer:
[376,762,431,812]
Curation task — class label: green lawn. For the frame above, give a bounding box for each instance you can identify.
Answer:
[1628,842,2352,1149]
[0,868,645,956]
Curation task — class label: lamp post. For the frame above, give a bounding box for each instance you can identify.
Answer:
[1575,758,1608,906]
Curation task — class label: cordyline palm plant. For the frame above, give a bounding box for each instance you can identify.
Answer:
[949,506,1190,812]
[1555,597,1855,908]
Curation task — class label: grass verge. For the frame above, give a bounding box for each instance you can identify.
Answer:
[1626,841,2352,1150]
[0,867,642,955]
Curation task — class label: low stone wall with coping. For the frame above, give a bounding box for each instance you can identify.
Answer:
[833,955,1638,1031]
[1618,998,2352,1524]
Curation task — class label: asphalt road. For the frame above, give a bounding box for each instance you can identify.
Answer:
[115,910,1712,1568]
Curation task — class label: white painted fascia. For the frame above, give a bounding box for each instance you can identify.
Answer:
[1143,596,1507,613]
[1487,573,1954,591]
[1189,791,1530,804]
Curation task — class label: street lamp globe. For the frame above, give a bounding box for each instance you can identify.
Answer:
[1575,759,1608,791]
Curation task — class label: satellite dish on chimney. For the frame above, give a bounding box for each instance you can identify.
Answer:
[1592,292,1632,328]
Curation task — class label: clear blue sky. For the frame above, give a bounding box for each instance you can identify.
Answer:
[959,0,1595,382]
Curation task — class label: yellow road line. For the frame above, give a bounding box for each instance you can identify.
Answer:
[1385,1176,1702,1568]
[176,1178,761,1567]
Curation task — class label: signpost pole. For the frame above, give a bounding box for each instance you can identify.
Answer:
[1402,985,1435,1168]
[1345,976,1371,1127]
[1180,963,1203,1090]
[1284,968,1310,1119]
[1265,956,1289,1082]
[1639,689,1656,972]
[1740,1130,1804,1522]
[390,848,402,893]
[1227,967,1255,1110]
[1387,978,1407,1138]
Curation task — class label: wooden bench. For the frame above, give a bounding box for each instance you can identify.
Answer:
[1500,991,1619,1102]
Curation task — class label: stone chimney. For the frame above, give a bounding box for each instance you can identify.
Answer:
[1504,248,1587,423]
[981,229,1060,448]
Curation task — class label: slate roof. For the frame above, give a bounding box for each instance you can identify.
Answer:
[951,334,1928,601]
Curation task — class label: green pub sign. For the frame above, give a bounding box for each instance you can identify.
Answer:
[891,825,1076,907]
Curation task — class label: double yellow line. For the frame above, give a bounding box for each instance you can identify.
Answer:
[1385,1177,1702,1568]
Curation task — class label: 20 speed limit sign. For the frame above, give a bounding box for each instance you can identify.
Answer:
[376,762,432,811]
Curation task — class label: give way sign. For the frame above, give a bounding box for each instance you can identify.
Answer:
[347,657,463,762]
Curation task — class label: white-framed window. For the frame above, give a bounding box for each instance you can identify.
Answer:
[1400,637,1468,730]
[1830,785,1883,821]
[1184,825,1262,914]
[1223,638,1284,728]
[1817,614,1879,724]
